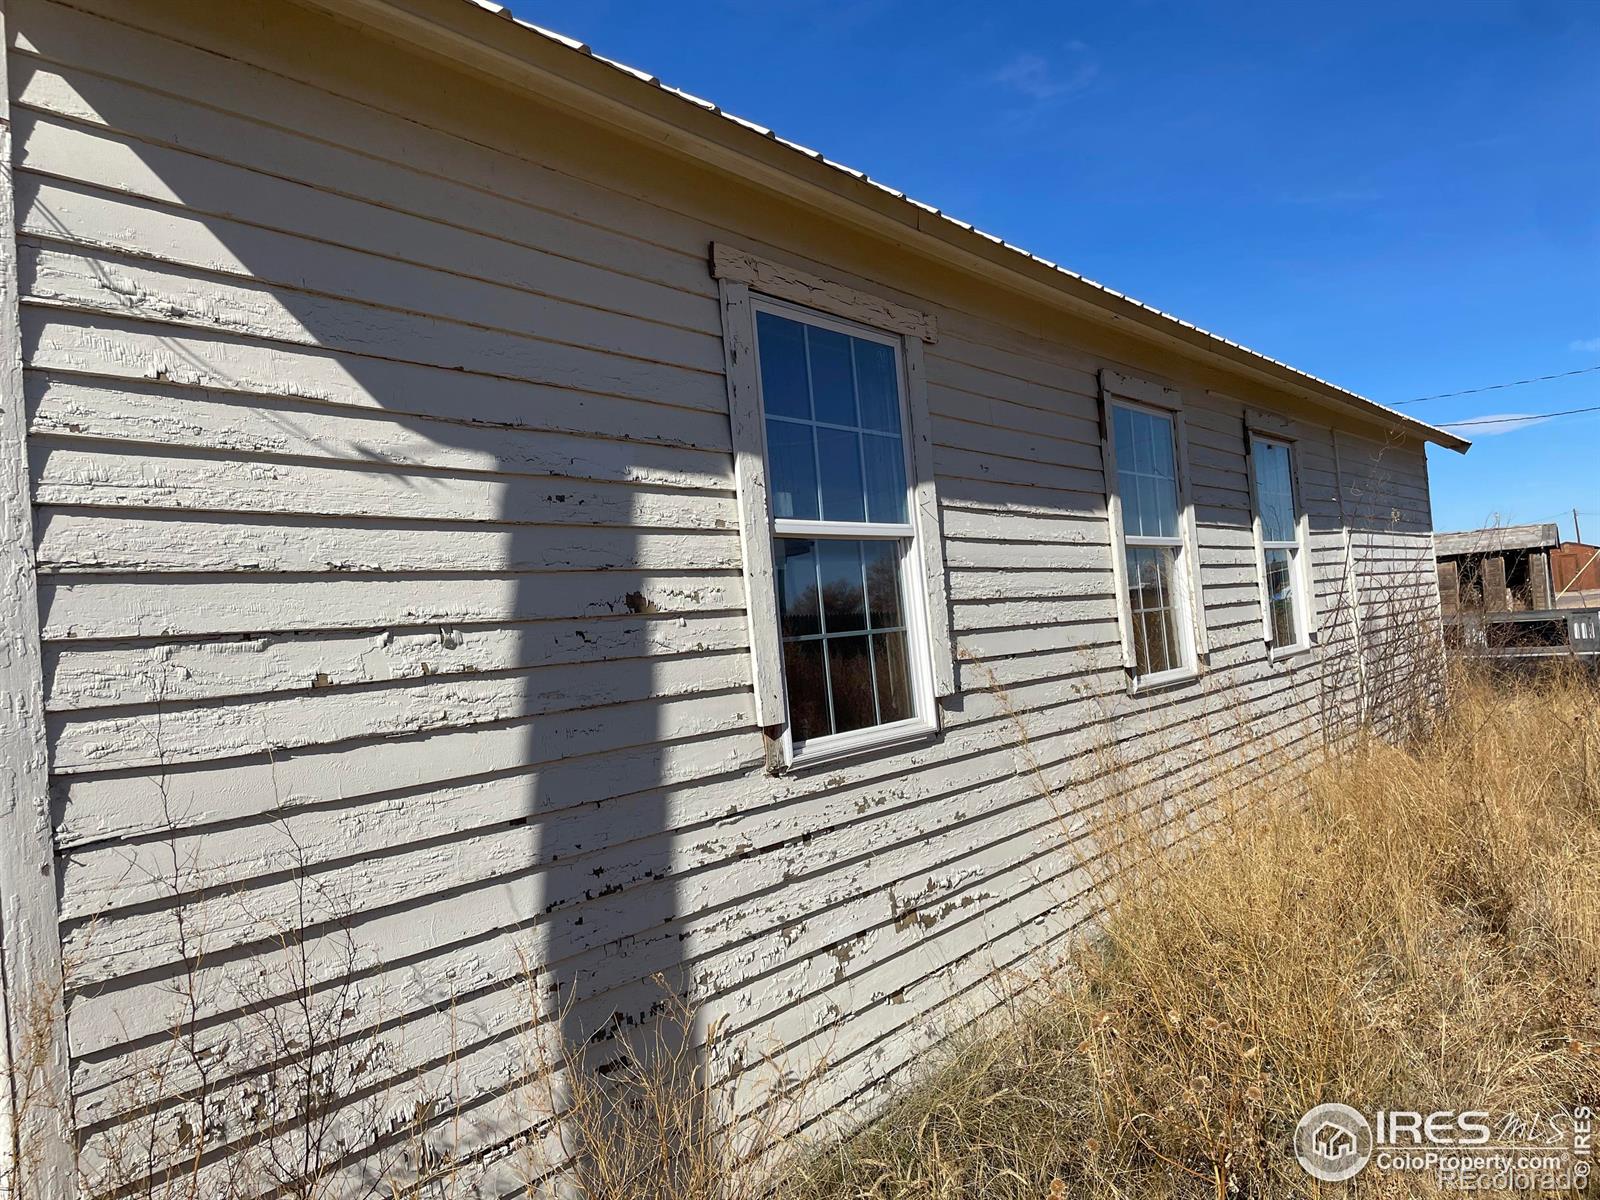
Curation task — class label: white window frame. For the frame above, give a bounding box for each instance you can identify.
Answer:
[1247,431,1314,659]
[756,297,938,764]
[1099,370,1207,692]
[714,246,953,770]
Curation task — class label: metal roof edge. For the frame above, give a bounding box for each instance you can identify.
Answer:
[301,0,1471,454]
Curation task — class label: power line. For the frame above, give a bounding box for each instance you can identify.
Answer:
[1437,403,1600,428]
[1393,363,1600,405]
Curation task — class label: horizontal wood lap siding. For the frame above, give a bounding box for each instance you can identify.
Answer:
[14,0,760,1142]
[11,0,1443,1184]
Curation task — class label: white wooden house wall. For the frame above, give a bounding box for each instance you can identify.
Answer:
[1,0,1442,1186]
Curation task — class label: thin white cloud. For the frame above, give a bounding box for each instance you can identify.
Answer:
[1569,336,1600,353]
[1449,412,1554,436]
[992,49,1098,103]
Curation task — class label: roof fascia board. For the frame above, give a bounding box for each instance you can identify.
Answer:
[298,0,1468,453]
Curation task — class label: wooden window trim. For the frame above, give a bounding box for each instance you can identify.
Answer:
[1099,369,1209,687]
[0,38,74,1189]
[717,277,786,729]
[711,242,938,343]
[717,268,954,769]
[1243,404,1294,434]
[902,338,955,696]
[1102,368,1182,411]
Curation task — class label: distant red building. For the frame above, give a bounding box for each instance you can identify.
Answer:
[1552,541,1600,606]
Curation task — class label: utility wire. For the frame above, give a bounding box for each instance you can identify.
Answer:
[1393,363,1600,405]
[1437,403,1600,428]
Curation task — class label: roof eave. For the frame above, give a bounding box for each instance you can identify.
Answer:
[298,0,1471,455]
[1434,523,1562,556]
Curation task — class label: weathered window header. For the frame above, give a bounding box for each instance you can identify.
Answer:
[1101,367,1182,410]
[710,243,938,344]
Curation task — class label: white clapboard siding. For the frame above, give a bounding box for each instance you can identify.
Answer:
[44,613,750,710]
[48,650,751,774]
[75,761,1312,1196]
[54,707,762,851]
[22,245,728,402]
[13,30,705,252]
[68,793,1023,1053]
[927,383,1102,448]
[30,443,733,529]
[936,477,1107,524]
[930,341,1101,416]
[58,664,1282,953]
[945,538,1109,572]
[947,567,1111,603]
[72,697,1322,1131]
[10,5,720,274]
[60,694,1142,928]
[934,443,1105,496]
[940,505,1108,543]
[929,413,1103,472]
[26,312,736,451]
[26,375,733,490]
[11,0,1446,1183]
[13,146,719,334]
[65,723,1024,1049]
[37,568,744,640]
[36,512,739,575]
[63,738,1079,993]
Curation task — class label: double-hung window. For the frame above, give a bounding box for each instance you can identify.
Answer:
[1248,435,1310,653]
[1109,401,1197,681]
[752,301,937,761]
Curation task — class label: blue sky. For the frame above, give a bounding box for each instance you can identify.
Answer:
[516,1,1600,540]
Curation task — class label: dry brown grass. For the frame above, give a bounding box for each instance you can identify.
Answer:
[780,664,1600,1199]
[511,978,810,1200]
